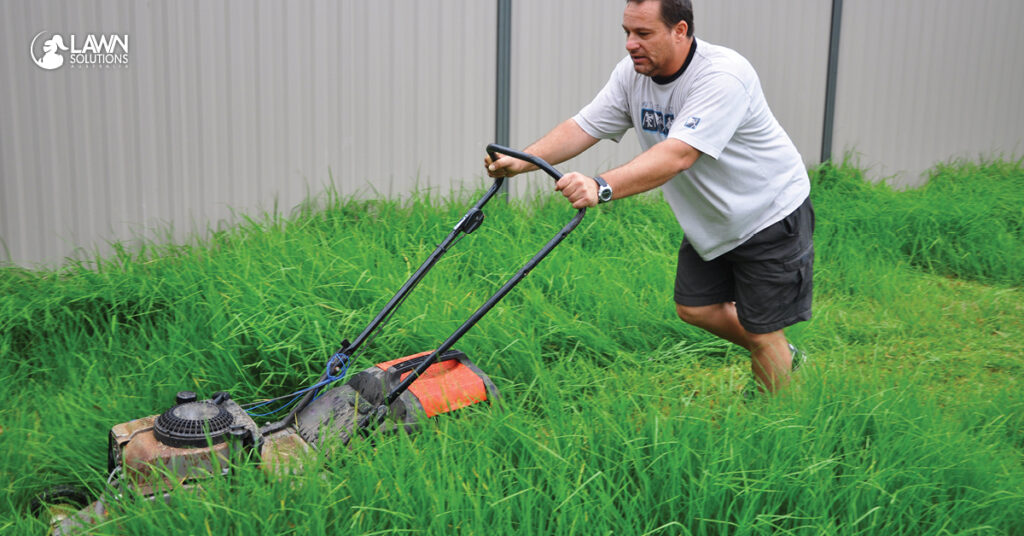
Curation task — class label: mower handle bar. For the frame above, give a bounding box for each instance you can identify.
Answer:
[485,143,565,184]
[342,144,583,360]
[261,145,584,438]
[352,146,587,438]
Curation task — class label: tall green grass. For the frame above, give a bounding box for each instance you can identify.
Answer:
[814,157,1024,290]
[1,159,1022,535]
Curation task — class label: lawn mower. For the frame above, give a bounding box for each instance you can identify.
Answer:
[35,145,586,533]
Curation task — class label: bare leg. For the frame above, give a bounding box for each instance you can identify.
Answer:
[676,302,793,393]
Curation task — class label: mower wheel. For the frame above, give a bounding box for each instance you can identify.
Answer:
[29,484,91,524]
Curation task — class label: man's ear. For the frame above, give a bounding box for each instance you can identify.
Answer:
[674,21,689,41]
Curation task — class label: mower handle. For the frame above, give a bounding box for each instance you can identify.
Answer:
[486,143,564,183]
[260,144,586,439]
[350,145,589,439]
[339,145,578,365]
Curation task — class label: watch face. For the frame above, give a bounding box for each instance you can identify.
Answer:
[599,187,612,202]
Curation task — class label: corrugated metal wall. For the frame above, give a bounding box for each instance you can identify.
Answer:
[2,1,1022,267]
[834,0,1024,186]
[1,0,497,267]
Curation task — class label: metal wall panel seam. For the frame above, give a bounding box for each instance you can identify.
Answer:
[58,0,84,262]
[133,0,152,241]
[193,0,212,235]
[219,0,235,230]
[30,0,49,262]
[252,0,266,214]
[820,0,843,163]
[157,0,176,240]
[125,0,143,248]
[0,1,27,262]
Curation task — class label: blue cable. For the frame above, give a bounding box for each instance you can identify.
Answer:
[243,351,351,417]
[312,351,351,402]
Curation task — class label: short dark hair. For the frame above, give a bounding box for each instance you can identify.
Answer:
[627,0,694,37]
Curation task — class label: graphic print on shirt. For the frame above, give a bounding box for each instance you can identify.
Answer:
[640,103,675,137]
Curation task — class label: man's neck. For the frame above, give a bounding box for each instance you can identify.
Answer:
[652,37,695,85]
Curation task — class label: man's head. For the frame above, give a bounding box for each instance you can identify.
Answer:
[623,0,694,77]
[627,0,694,36]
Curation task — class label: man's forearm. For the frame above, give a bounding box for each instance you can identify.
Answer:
[601,138,699,199]
[521,119,600,170]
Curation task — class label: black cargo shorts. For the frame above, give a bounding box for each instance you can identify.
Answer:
[674,197,814,334]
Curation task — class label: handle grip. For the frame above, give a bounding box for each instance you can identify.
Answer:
[486,143,563,182]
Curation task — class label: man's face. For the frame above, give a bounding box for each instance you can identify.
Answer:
[623,1,687,77]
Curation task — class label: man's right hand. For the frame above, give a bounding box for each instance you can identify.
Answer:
[484,153,530,178]
[484,120,599,180]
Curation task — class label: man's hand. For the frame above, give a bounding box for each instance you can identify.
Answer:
[484,120,600,180]
[556,172,600,209]
[484,153,531,178]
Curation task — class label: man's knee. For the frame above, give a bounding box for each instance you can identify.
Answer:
[745,329,787,352]
[676,303,720,326]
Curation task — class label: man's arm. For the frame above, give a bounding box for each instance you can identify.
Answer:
[485,119,599,177]
[556,138,701,209]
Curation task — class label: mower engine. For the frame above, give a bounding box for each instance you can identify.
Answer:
[107,390,259,496]
[51,349,498,534]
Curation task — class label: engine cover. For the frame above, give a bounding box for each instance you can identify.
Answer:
[107,393,261,495]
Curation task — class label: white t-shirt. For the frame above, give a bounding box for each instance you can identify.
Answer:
[573,38,809,260]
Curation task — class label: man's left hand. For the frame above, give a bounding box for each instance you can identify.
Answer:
[555,172,599,209]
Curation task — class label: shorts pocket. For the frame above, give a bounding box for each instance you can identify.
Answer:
[734,244,814,333]
[782,244,814,273]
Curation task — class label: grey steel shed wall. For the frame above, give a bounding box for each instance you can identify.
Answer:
[833,0,1024,186]
[1,0,497,267]
[3,1,1023,267]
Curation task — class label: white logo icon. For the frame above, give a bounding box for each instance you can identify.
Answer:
[31,31,68,70]
[30,31,129,70]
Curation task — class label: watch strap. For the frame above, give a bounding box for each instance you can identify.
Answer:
[592,175,613,203]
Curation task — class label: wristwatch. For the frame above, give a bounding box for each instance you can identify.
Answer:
[592,175,613,204]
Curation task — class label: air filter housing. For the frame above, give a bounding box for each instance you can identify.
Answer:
[153,400,234,448]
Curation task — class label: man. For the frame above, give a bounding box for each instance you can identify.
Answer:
[485,0,813,394]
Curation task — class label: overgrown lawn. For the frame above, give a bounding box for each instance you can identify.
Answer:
[1,159,1022,535]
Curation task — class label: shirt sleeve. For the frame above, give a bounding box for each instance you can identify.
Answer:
[572,58,634,142]
[668,72,751,159]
